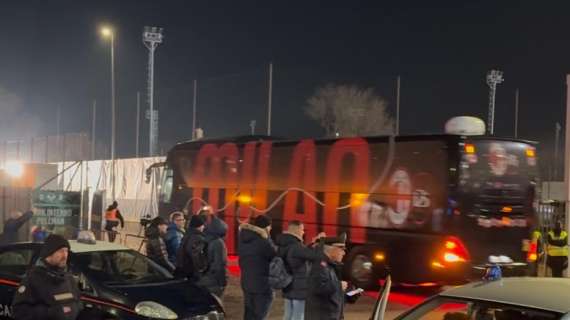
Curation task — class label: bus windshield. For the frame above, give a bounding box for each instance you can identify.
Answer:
[453,139,538,265]
[458,139,538,217]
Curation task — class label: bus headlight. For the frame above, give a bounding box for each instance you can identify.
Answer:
[135,301,178,319]
[190,311,224,319]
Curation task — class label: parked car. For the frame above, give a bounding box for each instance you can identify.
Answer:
[372,271,570,320]
[0,232,224,319]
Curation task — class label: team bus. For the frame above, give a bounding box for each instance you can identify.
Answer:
[151,132,539,288]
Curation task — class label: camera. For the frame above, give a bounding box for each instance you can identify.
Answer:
[140,214,152,227]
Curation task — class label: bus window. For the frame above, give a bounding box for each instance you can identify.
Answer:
[159,167,173,204]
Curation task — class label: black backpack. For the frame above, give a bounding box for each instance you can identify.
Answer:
[176,235,209,278]
[268,256,293,290]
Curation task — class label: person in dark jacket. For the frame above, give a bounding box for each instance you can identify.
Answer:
[146,217,175,272]
[12,234,83,320]
[0,210,33,244]
[239,215,276,320]
[165,212,185,264]
[275,221,325,320]
[305,234,348,320]
[176,214,208,281]
[199,214,228,297]
[104,201,124,243]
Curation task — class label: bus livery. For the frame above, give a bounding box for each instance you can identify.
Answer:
[154,134,538,287]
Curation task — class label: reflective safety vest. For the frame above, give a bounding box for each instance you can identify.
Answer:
[547,231,569,257]
[532,230,542,242]
[105,209,118,221]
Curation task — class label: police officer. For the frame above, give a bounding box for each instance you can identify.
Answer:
[305,233,349,320]
[12,234,83,320]
[104,201,124,242]
[547,221,568,277]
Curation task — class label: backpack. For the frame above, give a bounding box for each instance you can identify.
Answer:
[176,234,209,278]
[268,256,293,290]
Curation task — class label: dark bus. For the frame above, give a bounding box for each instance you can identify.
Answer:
[153,134,539,287]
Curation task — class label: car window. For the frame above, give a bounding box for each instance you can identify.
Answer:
[72,249,173,285]
[401,298,561,320]
[416,301,470,320]
[0,248,35,277]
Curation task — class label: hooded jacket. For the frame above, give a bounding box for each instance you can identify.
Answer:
[146,225,175,272]
[238,223,276,293]
[12,260,83,320]
[165,223,185,264]
[276,232,319,300]
[199,216,228,290]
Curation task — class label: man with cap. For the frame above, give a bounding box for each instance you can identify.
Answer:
[238,215,276,320]
[305,233,349,320]
[175,214,208,281]
[12,234,83,320]
[146,217,175,272]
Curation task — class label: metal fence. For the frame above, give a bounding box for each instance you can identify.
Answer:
[0,133,91,165]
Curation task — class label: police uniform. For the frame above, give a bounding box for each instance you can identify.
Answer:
[547,228,568,278]
[12,235,83,320]
[305,234,348,320]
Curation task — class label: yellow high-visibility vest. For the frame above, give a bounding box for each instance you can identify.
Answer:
[547,231,569,257]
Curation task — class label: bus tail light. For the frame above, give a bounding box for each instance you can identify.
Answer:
[527,242,538,262]
[432,237,470,269]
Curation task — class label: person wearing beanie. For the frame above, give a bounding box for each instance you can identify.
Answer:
[175,214,208,281]
[12,234,83,320]
[146,217,175,272]
[238,215,276,320]
[189,214,206,230]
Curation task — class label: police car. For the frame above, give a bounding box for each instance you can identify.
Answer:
[0,231,224,319]
[372,270,570,320]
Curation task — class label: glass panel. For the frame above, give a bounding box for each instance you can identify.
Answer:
[72,250,173,285]
[0,249,34,277]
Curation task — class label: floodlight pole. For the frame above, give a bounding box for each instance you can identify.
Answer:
[486,70,504,135]
[143,26,164,156]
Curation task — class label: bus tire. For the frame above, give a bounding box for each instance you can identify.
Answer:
[345,246,380,290]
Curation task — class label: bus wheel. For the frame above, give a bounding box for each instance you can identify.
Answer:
[346,247,378,290]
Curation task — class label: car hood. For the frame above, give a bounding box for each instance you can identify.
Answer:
[106,279,220,317]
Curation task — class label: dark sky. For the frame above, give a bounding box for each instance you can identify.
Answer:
[1,1,569,168]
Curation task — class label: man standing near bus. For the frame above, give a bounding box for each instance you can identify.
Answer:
[546,221,568,277]
[305,234,348,320]
[239,215,276,320]
[276,221,325,320]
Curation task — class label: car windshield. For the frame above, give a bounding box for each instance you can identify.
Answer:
[398,297,562,320]
[71,249,173,285]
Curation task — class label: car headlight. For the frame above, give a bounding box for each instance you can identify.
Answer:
[190,311,224,320]
[135,301,178,319]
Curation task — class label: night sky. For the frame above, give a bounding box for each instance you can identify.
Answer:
[1,1,569,173]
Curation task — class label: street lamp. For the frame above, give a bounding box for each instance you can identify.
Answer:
[1,162,24,221]
[4,162,24,179]
[100,26,116,201]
